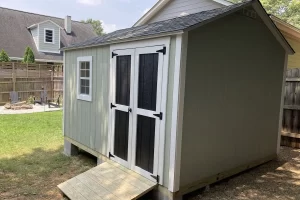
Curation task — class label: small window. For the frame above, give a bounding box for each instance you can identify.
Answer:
[77,56,92,101]
[44,29,54,43]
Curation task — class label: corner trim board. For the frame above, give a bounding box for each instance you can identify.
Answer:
[168,32,188,192]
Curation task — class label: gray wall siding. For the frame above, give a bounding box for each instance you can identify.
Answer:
[179,14,285,187]
[64,46,110,155]
[148,0,223,23]
[31,27,38,48]
[38,21,60,53]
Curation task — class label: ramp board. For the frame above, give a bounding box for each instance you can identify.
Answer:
[58,160,157,200]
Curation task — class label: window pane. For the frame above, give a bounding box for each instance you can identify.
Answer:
[85,80,90,87]
[86,70,90,78]
[80,62,86,70]
[85,87,90,95]
[80,86,85,94]
[45,30,53,42]
[86,62,90,70]
[80,70,86,77]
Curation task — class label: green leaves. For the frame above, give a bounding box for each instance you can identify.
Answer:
[0,49,10,62]
[81,18,105,36]
[23,46,35,63]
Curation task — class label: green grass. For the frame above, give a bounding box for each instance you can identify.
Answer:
[0,111,95,199]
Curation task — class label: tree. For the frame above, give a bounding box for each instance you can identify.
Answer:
[81,18,104,36]
[0,49,10,62]
[23,47,35,63]
[229,0,300,28]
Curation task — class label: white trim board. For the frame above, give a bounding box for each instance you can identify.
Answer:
[168,32,188,192]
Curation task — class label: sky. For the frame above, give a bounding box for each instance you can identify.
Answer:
[0,0,158,33]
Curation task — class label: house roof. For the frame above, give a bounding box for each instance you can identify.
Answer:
[0,7,97,62]
[133,0,233,27]
[271,15,300,41]
[64,0,294,54]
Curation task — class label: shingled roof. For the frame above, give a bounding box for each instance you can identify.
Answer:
[64,0,294,55]
[0,7,97,62]
[65,1,252,49]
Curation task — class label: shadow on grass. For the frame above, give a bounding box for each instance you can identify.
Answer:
[186,147,300,200]
[0,146,96,200]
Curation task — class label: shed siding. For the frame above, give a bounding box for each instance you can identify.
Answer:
[179,14,285,187]
[148,0,223,23]
[64,37,176,187]
[64,46,110,155]
[38,21,60,53]
[31,27,38,48]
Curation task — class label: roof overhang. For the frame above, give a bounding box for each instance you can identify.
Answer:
[270,15,300,42]
[133,0,233,27]
[27,19,63,29]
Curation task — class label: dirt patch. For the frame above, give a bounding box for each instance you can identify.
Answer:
[187,147,300,200]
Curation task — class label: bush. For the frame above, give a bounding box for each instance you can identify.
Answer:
[23,47,35,63]
[0,49,10,62]
[27,95,35,104]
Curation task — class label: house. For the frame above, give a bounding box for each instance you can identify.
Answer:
[59,0,294,199]
[271,15,300,69]
[0,7,97,64]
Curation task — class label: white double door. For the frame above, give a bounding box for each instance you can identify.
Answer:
[110,46,165,182]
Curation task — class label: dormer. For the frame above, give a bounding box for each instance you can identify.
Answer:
[28,20,62,54]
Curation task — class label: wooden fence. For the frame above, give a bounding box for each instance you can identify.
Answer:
[281,68,300,148]
[0,62,63,105]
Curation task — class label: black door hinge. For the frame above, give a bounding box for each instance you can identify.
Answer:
[151,175,159,183]
[109,152,115,159]
[111,103,116,109]
[128,108,132,113]
[153,112,163,120]
[112,52,118,58]
[156,47,166,55]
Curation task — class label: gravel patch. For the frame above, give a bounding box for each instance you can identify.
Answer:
[0,104,62,114]
[187,146,300,200]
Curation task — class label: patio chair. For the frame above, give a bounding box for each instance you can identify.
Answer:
[48,95,61,108]
[9,91,21,104]
[34,89,48,105]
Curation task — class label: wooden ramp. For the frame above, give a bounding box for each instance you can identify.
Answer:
[58,161,157,200]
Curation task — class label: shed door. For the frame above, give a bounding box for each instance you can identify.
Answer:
[131,46,164,181]
[110,49,135,168]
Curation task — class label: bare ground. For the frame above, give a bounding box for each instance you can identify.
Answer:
[187,146,300,200]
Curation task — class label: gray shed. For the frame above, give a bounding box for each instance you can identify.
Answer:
[59,0,294,199]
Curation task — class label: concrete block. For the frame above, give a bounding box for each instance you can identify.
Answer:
[64,139,79,156]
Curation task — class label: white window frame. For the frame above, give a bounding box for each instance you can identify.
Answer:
[44,28,55,44]
[77,56,92,102]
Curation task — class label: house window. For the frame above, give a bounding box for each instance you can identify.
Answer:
[44,29,54,43]
[77,56,92,101]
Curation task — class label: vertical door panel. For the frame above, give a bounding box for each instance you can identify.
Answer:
[135,115,156,173]
[116,55,131,106]
[138,54,159,111]
[114,110,129,161]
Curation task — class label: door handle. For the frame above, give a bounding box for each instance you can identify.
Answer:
[128,108,132,113]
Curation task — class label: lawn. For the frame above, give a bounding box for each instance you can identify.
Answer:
[0,111,95,200]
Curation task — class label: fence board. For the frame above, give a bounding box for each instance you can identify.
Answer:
[0,62,63,105]
[281,68,300,148]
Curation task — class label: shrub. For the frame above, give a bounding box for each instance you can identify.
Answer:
[0,49,10,62]
[23,47,35,63]
[27,95,35,104]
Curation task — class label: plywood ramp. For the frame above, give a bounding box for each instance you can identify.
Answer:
[58,161,157,200]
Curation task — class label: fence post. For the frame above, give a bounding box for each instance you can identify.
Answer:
[12,62,16,91]
[39,64,41,78]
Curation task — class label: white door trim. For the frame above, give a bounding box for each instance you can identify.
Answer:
[168,33,188,192]
[108,37,170,185]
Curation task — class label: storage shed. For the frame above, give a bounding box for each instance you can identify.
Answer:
[59,0,294,199]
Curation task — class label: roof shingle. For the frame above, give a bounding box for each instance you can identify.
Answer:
[66,1,251,49]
